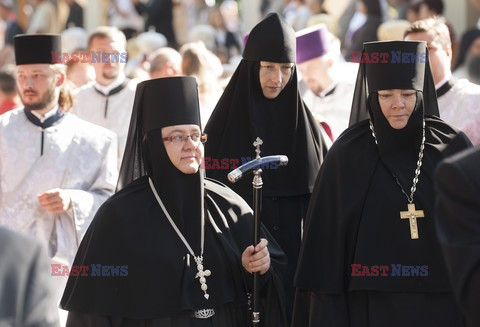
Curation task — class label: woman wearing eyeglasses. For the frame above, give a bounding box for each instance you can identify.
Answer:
[60,77,288,327]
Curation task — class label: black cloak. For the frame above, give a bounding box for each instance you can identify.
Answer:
[435,146,480,327]
[204,12,326,204]
[203,13,326,323]
[293,41,472,326]
[60,77,287,327]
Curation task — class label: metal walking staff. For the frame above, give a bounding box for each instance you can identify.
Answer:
[227,137,288,326]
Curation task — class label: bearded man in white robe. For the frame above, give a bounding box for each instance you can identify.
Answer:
[0,34,118,323]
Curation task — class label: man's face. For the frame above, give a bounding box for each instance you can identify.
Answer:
[298,56,329,94]
[89,36,125,85]
[16,64,60,111]
[405,31,451,85]
[259,61,294,99]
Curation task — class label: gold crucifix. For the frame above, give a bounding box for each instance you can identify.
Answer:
[400,203,425,239]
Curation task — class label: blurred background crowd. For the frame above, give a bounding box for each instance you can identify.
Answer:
[0,0,479,121]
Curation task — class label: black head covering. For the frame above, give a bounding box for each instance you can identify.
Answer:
[349,40,439,189]
[61,76,283,320]
[118,76,202,242]
[14,34,61,65]
[294,40,472,299]
[243,12,296,63]
[204,12,325,204]
[349,40,439,126]
[454,28,480,70]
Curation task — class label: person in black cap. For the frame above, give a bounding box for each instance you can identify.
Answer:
[204,12,326,323]
[0,34,118,323]
[60,76,288,327]
[292,40,472,326]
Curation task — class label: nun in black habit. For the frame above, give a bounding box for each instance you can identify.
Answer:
[203,12,326,322]
[60,77,288,327]
[292,40,472,327]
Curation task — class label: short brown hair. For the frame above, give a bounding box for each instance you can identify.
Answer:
[87,26,127,51]
[404,17,451,50]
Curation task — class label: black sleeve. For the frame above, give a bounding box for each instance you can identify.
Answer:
[435,153,480,327]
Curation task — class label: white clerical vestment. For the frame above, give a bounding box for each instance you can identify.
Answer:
[0,108,118,265]
[437,78,480,145]
[72,75,137,161]
[301,80,355,141]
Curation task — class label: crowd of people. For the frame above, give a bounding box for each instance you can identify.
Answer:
[1,0,480,327]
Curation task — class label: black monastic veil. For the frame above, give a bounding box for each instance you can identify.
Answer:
[293,41,472,327]
[60,77,288,327]
[204,12,326,205]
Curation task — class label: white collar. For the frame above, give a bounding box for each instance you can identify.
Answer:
[95,73,126,94]
[30,105,59,123]
[318,81,337,98]
[435,71,452,90]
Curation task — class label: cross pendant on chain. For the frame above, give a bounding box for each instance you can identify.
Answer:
[194,256,212,299]
[400,203,425,239]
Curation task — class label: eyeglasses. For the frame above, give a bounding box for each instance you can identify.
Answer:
[162,133,208,145]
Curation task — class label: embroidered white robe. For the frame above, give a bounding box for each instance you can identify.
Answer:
[437,78,480,145]
[72,78,137,162]
[0,108,118,265]
[301,80,355,141]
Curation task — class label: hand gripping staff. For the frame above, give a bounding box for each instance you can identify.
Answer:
[227,137,288,326]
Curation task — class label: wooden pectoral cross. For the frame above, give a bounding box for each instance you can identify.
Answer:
[400,203,425,239]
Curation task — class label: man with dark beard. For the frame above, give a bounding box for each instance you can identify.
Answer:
[0,34,118,324]
[72,26,138,164]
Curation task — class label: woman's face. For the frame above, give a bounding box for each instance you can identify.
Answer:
[377,89,417,129]
[161,124,205,174]
[259,61,294,99]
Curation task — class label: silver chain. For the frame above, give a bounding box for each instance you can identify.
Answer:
[148,177,204,257]
[369,120,426,204]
